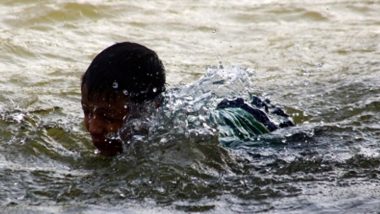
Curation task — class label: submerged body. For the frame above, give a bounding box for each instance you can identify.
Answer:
[81,42,293,156]
[213,96,294,145]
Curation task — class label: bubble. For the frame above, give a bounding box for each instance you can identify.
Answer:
[160,137,168,143]
[112,81,118,89]
[122,89,128,95]
[12,113,25,123]
[152,87,157,93]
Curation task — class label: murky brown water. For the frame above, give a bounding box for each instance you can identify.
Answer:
[1,0,379,213]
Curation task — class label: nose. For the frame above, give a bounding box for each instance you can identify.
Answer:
[88,116,106,135]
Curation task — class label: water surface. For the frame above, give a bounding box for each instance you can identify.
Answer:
[0,0,380,213]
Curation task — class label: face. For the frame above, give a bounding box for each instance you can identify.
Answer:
[81,89,129,156]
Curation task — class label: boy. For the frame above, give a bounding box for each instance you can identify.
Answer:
[81,42,165,156]
[81,42,293,156]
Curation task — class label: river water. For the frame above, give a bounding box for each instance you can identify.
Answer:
[1,0,380,213]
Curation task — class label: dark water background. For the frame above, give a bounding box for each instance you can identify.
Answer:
[0,0,379,213]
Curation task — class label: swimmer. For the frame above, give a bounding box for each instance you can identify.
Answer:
[81,42,293,156]
[81,42,165,156]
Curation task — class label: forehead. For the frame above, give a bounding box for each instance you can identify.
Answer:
[81,88,129,109]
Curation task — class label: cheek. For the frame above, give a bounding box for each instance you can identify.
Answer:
[83,115,89,130]
[109,121,124,132]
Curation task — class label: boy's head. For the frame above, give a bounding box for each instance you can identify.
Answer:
[81,42,165,156]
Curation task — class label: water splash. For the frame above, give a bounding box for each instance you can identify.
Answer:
[117,66,256,149]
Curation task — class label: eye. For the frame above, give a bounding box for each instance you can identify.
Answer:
[103,113,118,122]
[82,107,90,115]
[82,107,94,118]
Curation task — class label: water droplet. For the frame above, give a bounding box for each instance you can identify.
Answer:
[112,81,118,89]
[157,187,165,193]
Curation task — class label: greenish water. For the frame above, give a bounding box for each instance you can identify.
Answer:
[0,0,379,213]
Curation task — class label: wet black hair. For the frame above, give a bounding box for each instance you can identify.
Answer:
[81,42,166,103]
